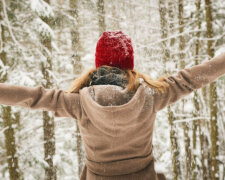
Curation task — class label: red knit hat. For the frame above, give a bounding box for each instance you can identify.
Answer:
[95,31,134,70]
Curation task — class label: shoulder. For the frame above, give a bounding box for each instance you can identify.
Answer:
[140,82,158,96]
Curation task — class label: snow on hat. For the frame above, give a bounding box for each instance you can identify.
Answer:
[95,31,134,70]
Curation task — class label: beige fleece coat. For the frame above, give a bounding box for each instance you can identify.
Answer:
[1,53,225,180]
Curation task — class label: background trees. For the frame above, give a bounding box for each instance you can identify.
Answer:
[0,0,225,179]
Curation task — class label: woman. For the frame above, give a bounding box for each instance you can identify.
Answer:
[0,31,225,180]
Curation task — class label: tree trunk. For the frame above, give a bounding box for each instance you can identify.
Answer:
[69,0,84,177]
[40,0,56,179]
[159,1,181,179]
[168,106,181,180]
[97,0,106,35]
[57,0,63,49]
[178,0,192,179]
[204,0,219,179]
[0,1,20,179]
[191,0,201,179]
[192,1,209,179]
[192,91,199,180]
[2,106,20,180]
[70,0,82,74]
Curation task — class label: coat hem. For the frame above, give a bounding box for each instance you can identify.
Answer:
[85,151,154,176]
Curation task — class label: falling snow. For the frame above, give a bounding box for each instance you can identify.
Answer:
[0,0,225,180]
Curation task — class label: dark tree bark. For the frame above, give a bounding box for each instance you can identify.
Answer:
[40,0,57,179]
[205,0,219,179]
[192,1,209,179]
[0,1,20,179]
[178,0,192,179]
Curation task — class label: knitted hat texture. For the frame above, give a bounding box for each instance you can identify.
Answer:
[95,31,134,70]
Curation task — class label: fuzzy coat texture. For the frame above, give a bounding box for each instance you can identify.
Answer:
[0,53,225,180]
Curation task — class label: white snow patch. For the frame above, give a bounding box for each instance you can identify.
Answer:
[31,0,54,18]
[155,161,168,173]
[215,46,225,56]
[34,18,54,39]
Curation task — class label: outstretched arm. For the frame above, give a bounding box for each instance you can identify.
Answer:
[0,84,82,119]
[154,52,225,112]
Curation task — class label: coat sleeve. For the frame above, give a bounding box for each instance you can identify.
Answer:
[0,84,82,119]
[154,52,225,112]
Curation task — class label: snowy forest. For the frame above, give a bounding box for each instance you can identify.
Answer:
[0,0,225,180]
